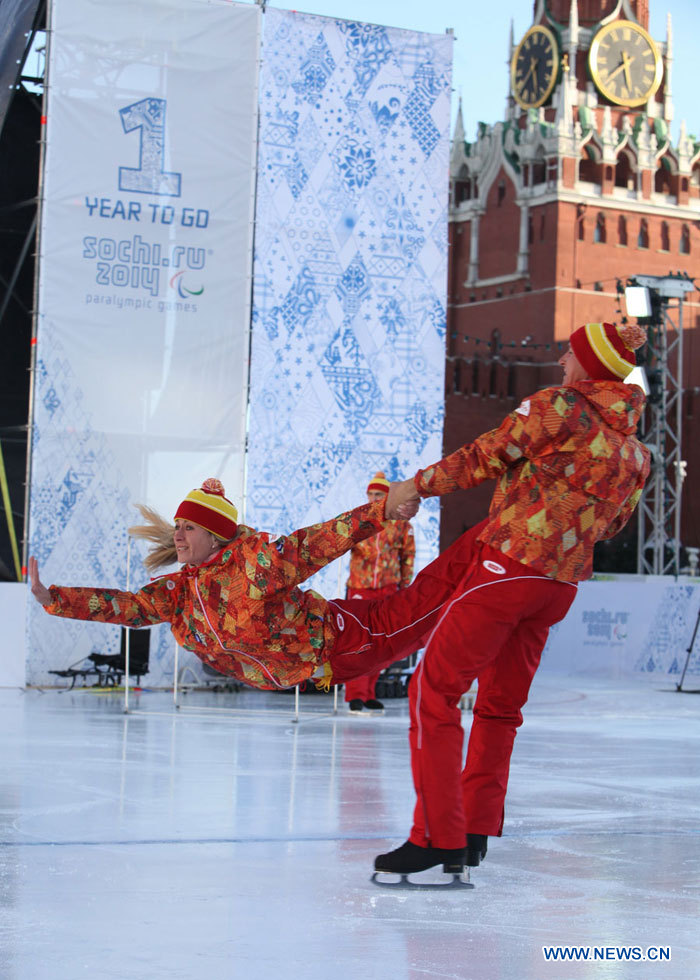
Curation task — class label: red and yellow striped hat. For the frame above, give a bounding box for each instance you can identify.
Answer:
[174,478,238,539]
[367,471,390,494]
[570,322,646,381]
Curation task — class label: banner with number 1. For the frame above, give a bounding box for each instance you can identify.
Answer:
[28,0,261,683]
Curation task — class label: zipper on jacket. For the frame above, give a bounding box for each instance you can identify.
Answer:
[192,577,286,689]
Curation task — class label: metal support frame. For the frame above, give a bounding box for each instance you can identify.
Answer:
[676,604,700,693]
[0,1,46,582]
[0,210,37,328]
[630,274,695,576]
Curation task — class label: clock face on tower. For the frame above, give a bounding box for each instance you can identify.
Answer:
[589,19,663,107]
[511,25,559,110]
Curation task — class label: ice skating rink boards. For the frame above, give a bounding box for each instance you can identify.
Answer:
[0,674,698,980]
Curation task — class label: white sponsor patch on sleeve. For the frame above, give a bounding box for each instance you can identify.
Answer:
[515,399,531,417]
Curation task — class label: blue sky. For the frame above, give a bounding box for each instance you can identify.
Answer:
[261,0,698,145]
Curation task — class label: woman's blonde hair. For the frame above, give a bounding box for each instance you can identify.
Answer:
[128,504,229,572]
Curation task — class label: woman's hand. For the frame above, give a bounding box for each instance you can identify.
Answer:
[385,479,420,520]
[28,556,52,606]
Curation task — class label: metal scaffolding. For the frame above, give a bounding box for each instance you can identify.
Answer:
[629,274,696,576]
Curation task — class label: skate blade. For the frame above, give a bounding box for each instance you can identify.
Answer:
[370,871,474,890]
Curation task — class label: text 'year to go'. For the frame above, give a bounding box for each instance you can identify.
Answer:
[84,197,209,227]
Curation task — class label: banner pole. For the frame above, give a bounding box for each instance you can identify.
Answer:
[335,554,344,713]
[124,536,131,714]
[173,639,180,709]
[21,3,52,580]
[0,440,21,580]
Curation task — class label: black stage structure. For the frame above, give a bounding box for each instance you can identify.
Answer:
[0,0,45,581]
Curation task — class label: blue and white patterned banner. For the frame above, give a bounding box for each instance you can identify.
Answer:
[247,9,453,598]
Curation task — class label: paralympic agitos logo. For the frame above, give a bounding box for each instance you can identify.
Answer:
[170,270,204,299]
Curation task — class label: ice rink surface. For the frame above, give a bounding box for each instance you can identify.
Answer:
[0,672,698,980]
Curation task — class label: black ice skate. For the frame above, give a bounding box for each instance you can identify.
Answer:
[363,699,384,711]
[371,840,474,890]
[466,833,488,867]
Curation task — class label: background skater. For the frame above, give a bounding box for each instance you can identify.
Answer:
[344,471,415,713]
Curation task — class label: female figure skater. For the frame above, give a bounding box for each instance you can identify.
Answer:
[29,478,425,692]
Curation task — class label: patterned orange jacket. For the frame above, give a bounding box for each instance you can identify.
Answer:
[346,521,415,591]
[44,500,385,690]
[415,380,650,582]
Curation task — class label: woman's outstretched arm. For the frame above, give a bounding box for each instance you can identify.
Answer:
[245,495,419,594]
[28,556,51,605]
[28,555,172,628]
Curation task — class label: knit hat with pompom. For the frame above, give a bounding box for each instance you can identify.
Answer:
[367,471,390,494]
[174,478,238,539]
[570,322,647,381]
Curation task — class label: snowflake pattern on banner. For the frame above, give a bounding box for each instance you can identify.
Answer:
[26,332,191,688]
[248,9,452,597]
[634,584,700,676]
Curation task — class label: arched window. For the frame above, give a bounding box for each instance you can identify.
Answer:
[680,224,691,255]
[472,358,482,395]
[579,146,601,185]
[594,212,606,243]
[578,214,585,242]
[454,164,473,204]
[637,219,649,249]
[615,153,634,190]
[660,222,670,251]
[497,180,506,206]
[532,149,546,185]
[618,215,628,246]
[654,158,673,194]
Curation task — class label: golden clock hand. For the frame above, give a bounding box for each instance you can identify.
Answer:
[518,57,537,94]
[605,55,635,86]
[622,50,634,91]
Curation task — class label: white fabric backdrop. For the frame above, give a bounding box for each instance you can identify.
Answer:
[28,0,260,685]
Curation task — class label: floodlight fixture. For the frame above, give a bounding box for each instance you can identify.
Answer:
[624,285,652,318]
[623,365,650,395]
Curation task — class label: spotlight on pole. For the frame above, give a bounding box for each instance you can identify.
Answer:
[623,365,650,396]
[624,285,652,319]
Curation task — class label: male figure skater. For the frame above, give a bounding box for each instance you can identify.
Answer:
[372,321,650,880]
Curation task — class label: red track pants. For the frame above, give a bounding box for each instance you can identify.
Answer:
[327,523,577,847]
[343,584,399,703]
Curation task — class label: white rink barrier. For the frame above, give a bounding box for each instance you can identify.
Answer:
[13,574,700,690]
[541,574,700,680]
[0,583,27,687]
